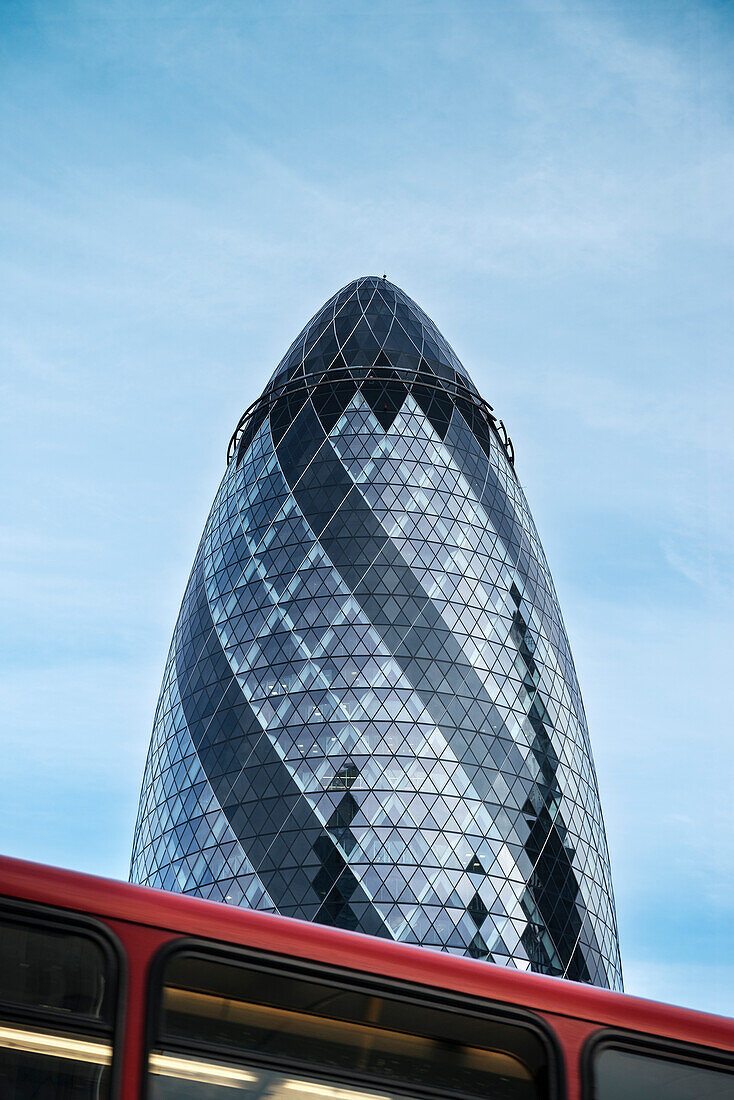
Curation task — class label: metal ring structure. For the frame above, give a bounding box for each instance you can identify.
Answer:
[227,366,515,471]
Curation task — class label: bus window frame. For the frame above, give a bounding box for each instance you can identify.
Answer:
[581,1026,734,1099]
[0,895,127,1100]
[145,936,565,1100]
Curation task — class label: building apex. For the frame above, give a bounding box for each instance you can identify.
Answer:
[263,276,473,395]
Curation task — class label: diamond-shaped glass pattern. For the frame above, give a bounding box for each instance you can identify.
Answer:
[130,277,623,990]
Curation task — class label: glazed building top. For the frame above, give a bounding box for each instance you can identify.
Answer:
[267,276,476,391]
[228,277,514,470]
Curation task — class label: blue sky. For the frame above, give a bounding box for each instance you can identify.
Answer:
[1,0,733,1014]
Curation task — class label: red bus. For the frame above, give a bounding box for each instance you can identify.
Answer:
[0,854,731,1100]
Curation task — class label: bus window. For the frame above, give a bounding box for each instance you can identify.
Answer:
[593,1044,734,1100]
[0,911,116,1099]
[149,950,552,1100]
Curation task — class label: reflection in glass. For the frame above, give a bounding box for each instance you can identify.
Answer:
[0,1024,111,1099]
[0,918,109,1020]
[595,1047,733,1100]
[150,1057,536,1100]
[152,953,547,1100]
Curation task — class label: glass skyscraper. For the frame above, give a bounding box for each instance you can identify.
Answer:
[130,276,622,990]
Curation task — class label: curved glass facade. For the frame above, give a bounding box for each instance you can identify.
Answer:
[130,277,622,989]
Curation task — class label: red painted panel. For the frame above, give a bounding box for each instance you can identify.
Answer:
[1,853,732,1100]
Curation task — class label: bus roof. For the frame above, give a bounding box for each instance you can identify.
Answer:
[0,853,731,1052]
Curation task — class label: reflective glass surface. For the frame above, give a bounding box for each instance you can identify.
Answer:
[0,917,111,1020]
[149,949,548,1100]
[0,1028,111,1099]
[594,1046,733,1099]
[131,276,622,989]
[0,916,114,1099]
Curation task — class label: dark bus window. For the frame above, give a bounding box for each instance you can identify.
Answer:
[149,950,551,1100]
[594,1045,734,1100]
[0,1025,112,1099]
[0,913,115,1099]
[0,916,111,1021]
